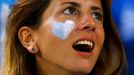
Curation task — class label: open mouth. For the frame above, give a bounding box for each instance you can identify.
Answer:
[72,40,94,53]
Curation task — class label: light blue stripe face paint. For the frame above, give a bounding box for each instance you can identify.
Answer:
[51,20,74,40]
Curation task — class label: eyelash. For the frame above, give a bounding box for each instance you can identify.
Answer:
[92,11,103,21]
[63,7,78,15]
[62,7,103,22]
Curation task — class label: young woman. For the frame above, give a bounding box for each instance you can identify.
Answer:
[1,0,127,75]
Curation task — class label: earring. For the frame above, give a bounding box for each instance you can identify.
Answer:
[32,48,35,52]
[31,47,38,53]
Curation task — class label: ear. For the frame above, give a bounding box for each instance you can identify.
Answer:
[18,26,39,54]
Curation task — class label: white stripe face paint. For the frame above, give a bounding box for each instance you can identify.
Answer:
[49,19,75,40]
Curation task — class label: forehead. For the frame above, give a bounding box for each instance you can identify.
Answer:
[41,0,102,21]
[50,0,102,8]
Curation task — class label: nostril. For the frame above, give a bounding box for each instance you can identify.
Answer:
[83,26,95,31]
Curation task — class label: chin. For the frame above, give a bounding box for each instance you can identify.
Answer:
[68,63,94,74]
[71,68,92,75]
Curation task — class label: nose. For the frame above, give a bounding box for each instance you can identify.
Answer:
[78,15,96,32]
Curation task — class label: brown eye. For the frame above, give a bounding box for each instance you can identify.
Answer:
[92,11,103,22]
[63,7,77,15]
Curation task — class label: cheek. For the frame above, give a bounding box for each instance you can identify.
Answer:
[51,20,75,40]
[35,23,54,52]
[93,26,104,63]
[96,26,105,47]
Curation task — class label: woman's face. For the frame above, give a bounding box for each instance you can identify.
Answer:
[35,0,104,74]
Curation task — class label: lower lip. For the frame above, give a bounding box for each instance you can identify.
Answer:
[73,50,93,56]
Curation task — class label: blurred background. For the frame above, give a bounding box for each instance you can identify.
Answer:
[112,0,134,75]
[0,0,134,74]
[0,0,15,68]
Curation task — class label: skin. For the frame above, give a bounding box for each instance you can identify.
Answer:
[18,0,105,75]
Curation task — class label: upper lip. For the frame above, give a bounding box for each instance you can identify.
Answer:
[73,34,96,43]
[72,34,96,49]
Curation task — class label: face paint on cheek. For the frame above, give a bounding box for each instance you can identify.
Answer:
[51,20,75,40]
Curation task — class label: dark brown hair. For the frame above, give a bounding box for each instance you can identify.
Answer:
[2,0,127,75]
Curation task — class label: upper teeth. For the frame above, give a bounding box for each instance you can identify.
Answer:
[76,40,93,48]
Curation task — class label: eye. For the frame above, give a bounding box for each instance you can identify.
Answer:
[63,7,78,15]
[92,11,103,21]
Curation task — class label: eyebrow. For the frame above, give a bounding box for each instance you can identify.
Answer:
[61,2,103,12]
[90,6,103,11]
[61,2,81,7]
